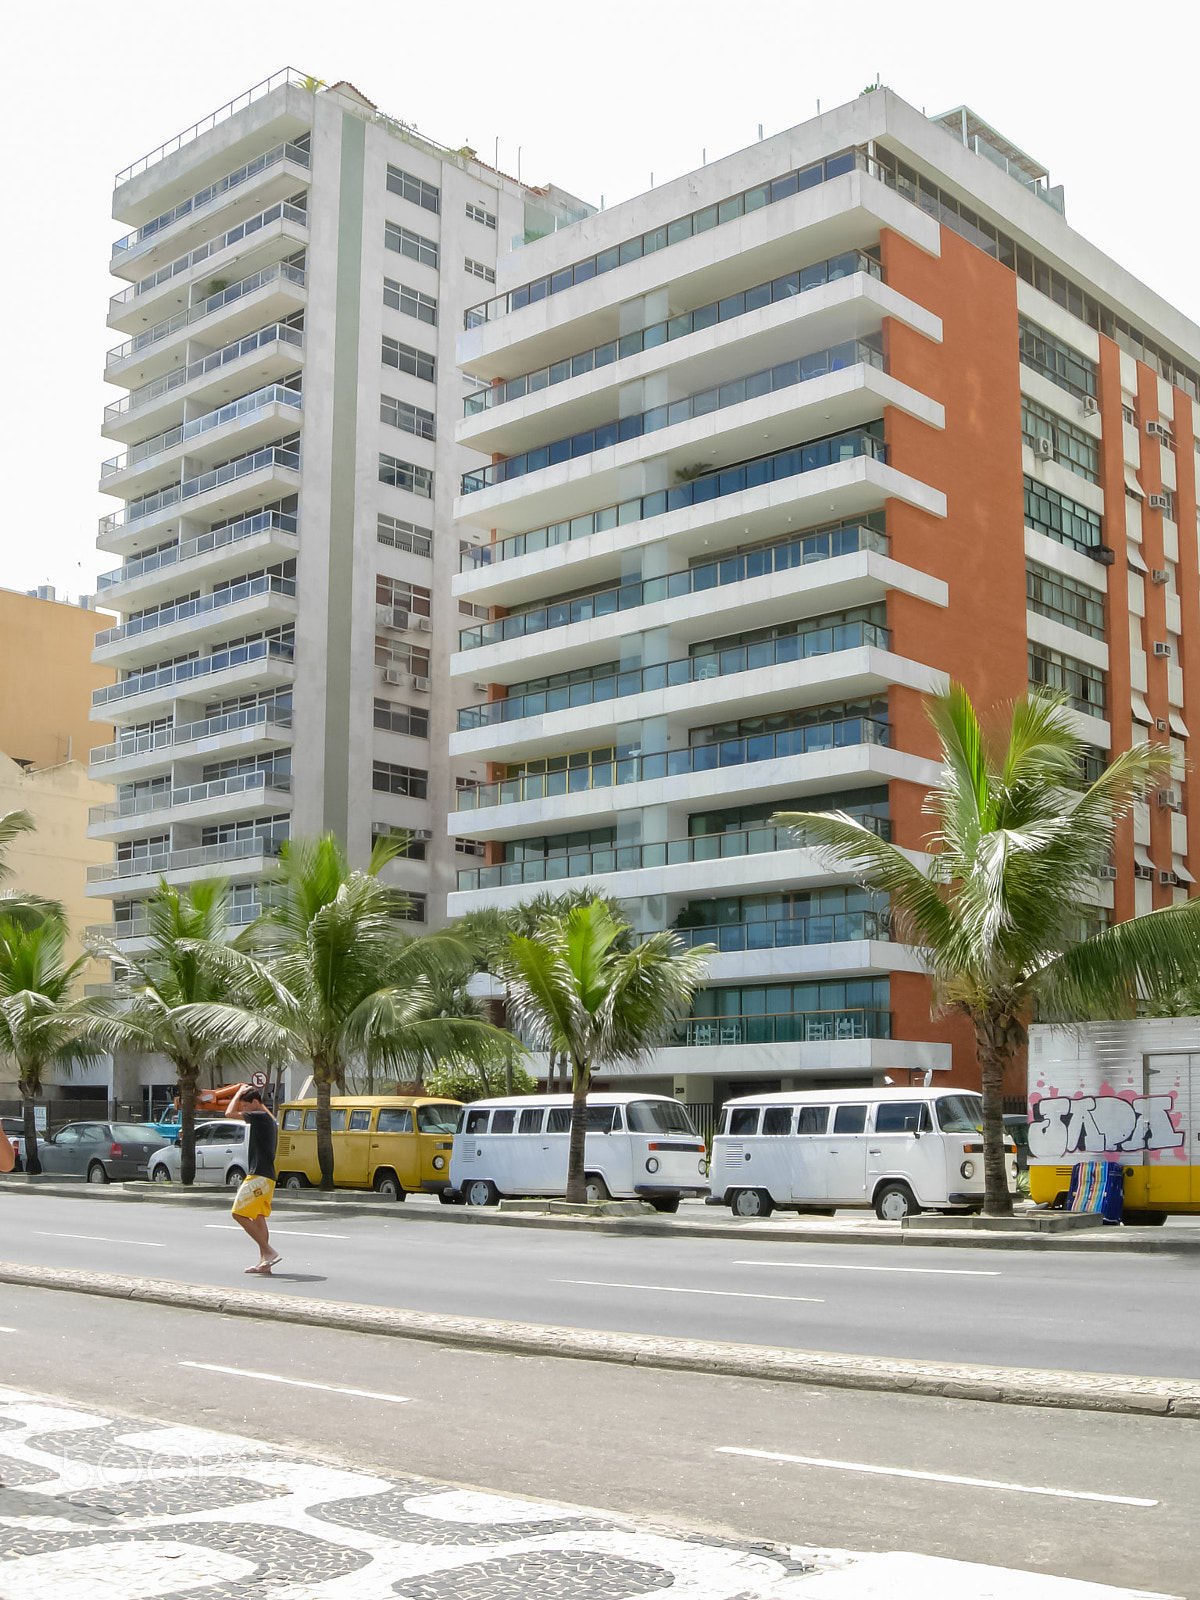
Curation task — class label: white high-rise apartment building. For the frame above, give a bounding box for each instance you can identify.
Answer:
[449,90,1200,1115]
[87,71,588,1046]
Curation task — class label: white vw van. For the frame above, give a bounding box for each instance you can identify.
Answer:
[448,1093,710,1212]
[708,1087,1018,1219]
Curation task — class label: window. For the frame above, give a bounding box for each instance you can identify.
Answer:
[832,1105,867,1134]
[372,760,428,798]
[936,1095,984,1133]
[386,165,439,212]
[381,393,436,440]
[1024,476,1102,555]
[384,221,438,267]
[797,1106,829,1134]
[382,336,435,384]
[374,637,430,675]
[1018,316,1097,402]
[348,1110,372,1131]
[546,1108,571,1132]
[465,257,496,284]
[455,837,486,856]
[518,1108,544,1134]
[729,1108,761,1136]
[1026,560,1105,640]
[585,1106,617,1133]
[491,1109,516,1134]
[1029,642,1106,717]
[378,1108,413,1133]
[874,1101,930,1134]
[460,600,490,621]
[396,892,427,924]
[372,823,425,860]
[377,513,432,556]
[1021,397,1099,483]
[762,1107,792,1135]
[377,574,432,617]
[281,1110,302,1131]
[1122,404,1138,426]
[302,1111,317,1130]
[384,278,437,325]
[626,1100,696,1134]
[373,698,430,738]
[379,453,434,498]
[329,1111,347,1131]
[416,1104,460,1134]
[466,202,497,229]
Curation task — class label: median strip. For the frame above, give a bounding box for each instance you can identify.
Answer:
[2,1259,1198,1419]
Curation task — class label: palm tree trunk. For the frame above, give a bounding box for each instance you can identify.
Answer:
[315,1067,334,1190]
[179,1074,197,1187]
[20,1086,40,1176]
[976,1017,1014,1217]
[564,1055,590,1203]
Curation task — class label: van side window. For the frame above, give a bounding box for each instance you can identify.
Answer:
[491,1109,516,1134]
[303,1110,317,1131]
[282,1110,302,1131]
[797,1106,829,1134]
[761,1107,792,1135]
[378,1109,413,1133]
[464,1109,491,1134]
[329,1111,347,1132]
[348,1110,372,1131]
[832,1105,867,1133]
[874,1101,927,1133]
[546,1108,571,1132]
[729,1108,760,1136]
[518,1108,544,1134]
[585,1106,615,1133]
[717,1108,730,1135]
[610,1106,624,1131]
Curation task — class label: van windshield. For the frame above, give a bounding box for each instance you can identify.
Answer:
[627,1100,696,1135]
[416,1104,460,1134]
[937,1095,984,1133]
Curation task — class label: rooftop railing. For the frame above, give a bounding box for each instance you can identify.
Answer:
[458,524,885,660]
[92,637,295,707]
[464,251,882,416]
[106,262,306,368]
[676,1009,890,1046]
[90,704,293,765]
[94,575,296,648]
[111,202,308,306]
[460,426,886,569]
[96,510,298,592]
[114,73,310,188]
[104,323,303,424]
[455,715,889,811]
[462,339,883,494]
[87,835,285,883]
[102,385,301,477]
[104,444,300,535]
[89,768,292,825]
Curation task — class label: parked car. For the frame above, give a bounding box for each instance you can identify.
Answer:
[38,1122,169,1184]
[148,1120,250,1187]
[1,1117,26,1171]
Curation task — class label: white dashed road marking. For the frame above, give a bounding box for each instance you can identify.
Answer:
[178,1362,411,1403]
[204,1226,351,1238]
[733,1259,1001,1276]
[552,1278,823,1303]
[35,1231,165,1247]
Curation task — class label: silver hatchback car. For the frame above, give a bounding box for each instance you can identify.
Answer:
[148,1120,251,1187]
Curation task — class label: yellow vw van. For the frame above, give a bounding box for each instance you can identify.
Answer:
[276,1095,461,1200]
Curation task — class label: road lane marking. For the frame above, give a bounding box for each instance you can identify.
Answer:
[552,1278,823,1303]
[734,1259,1000,1276]
[714,1447,1157,1506]
[35,1232,165,1248]
[204,1226,351,1239]
[0,1327,16,1333]
[179,1362,410,1403]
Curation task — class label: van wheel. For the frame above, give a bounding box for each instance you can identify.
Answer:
[1123,1209,1167,1226]
[649,1195,680,1214]
[874,1181,920,1221]
[465,1178,499,1207]
[282,1173,307,1191]
[584,1174,611,1204]
[731,1188,772,1218]
[374,1171,406,1202]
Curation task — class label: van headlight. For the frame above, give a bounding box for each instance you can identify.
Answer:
[960,1160,975,1179]
[433,1156,445,1170]
[645,1157,659,1173]
[1010,1160,1018,1180]
[698,1157,708,1175]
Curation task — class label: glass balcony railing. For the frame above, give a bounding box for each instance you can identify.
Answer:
[86,835,285,883]
[102,386,301,477]
[676,1009,891,1046]
[458,621,889,726]
[455,815,890,891]
[104,445,300,535]
[459,523,887,658]
[462,340,884,493]
[455,715,889,811]
[96,510,298,592]
[92,638,295,707]
[676,910,889,951]
[90,705,292,765]
[464,252,882,416]
[104,324,304,424]
[106,262,306,368]
[89,768,292,825]
[460,426,887,568]
[111,202,309,306]
[87,900,267,941]
[94,576,297,648]
[113,133,310,252]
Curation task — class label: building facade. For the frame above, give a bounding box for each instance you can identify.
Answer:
[449,90,1200,1103]
[90,71,589,982]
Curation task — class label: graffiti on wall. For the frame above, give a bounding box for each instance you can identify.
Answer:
[1028,1094,1184,1160]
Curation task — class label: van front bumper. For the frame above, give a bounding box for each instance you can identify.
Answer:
[420,1180,451,1194]
[635,1184,709,1199]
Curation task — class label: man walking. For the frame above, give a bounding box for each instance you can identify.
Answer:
[227,1086,280,1275]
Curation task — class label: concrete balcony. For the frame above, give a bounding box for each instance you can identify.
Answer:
[84,836,284,899]
[94,510,299,612]
[87,770,292,841]
[90,639,296,725]
[92,577,297,669]
[644,1034,951,1084]
[97,446,301,558]
[88,707,293,784]
[100,387,302,499]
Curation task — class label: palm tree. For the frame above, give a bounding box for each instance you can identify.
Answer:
[204,834,514,1188]
[86,878,263,1185]
[0,810,64,929]
[500,898,711,1202]
[0,919,104,1174]
[772,685,1200,1216]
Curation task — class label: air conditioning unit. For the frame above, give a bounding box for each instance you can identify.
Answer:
[1081,395,1100,417]
[1157,788,1183,811]
[1153,641,1172,658]
[1151,569,1170,585]
[1156,718,1169,732]
[1159,870,1179,887]
[1096,865,1119,880]
[1147,420,1173,442]
[472,682,489,694]
[1088,544,1116,566]
[411,676,432,693]
[1135,863,1154,881]
[413,828,434,841]
[1033,436,1054,459]
[383,667,408,686]
[1149,493,1171,511]
[412,616,432,632]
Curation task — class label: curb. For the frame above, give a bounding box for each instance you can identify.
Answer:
[3,1179,1200,1253]
[2,1260,1198,1419]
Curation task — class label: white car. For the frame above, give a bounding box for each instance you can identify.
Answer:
[148,1120,250,1187]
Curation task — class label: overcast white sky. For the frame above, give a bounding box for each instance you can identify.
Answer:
[4,0,1200,601]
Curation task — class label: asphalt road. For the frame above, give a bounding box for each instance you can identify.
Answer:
[1,1284,1195,1596]
[2,1189,1199,1378]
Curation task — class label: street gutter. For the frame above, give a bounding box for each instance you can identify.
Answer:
[2,1259,1197,1420]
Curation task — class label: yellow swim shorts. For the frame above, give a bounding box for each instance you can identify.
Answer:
[231,1175,275,1219]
